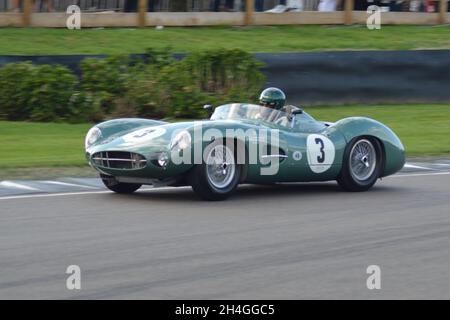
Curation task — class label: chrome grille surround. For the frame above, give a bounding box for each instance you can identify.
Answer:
[91,151,147,170]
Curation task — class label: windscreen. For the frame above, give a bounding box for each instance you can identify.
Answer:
[210,103,292,127]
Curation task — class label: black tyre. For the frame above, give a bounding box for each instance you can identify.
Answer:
[188,140,242,201]
[101,174,141,194]
[337,137,382,192]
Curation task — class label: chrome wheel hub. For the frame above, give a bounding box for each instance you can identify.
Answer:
[206,145,236,189]
[349,139,376,181]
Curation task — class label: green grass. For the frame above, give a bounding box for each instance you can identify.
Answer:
[0,121,91,168]
[0,104,449,170]
[1,25,450,55]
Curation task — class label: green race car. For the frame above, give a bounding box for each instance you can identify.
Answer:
[85,103,405,200]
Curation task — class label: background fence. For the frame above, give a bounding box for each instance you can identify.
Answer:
[0,0,449,26]
[1,0,325,12]
[3,0,450,12]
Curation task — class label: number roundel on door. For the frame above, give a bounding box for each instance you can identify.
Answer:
[306,134,336,173]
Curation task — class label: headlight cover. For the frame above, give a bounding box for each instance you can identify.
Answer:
[169,130,191,151]
[85,127,102,149]
[157,152,169,168]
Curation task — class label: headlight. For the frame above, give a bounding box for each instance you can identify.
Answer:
[157,152,169,168]
[85,127,102,149]
[169,130,191,151]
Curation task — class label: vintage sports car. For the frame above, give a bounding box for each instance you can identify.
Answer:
[85,103,405,200]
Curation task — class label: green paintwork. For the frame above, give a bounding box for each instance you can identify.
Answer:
[85,103,405,185]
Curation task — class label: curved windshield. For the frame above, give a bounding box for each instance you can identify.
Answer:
[210,103,292,127]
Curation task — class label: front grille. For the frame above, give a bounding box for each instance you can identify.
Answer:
[91,151,147,170]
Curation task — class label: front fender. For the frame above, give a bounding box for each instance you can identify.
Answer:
[94,118,168,145]
[332,117,405,177]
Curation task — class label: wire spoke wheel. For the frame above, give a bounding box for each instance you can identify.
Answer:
[349,139,377,181]
[188,140,242,201]
[337,137,382,192]
[206,144,236,189]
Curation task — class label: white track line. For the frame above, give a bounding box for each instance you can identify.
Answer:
[0,186,189,201]
[0,181,41,191]
[404,163,433,170]
[41,180,98,189]
[0,190,111,201]
[388,171,450,178]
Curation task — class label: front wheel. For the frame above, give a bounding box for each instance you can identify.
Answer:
[337,137,382,192]
[188,140,242,201]
[101,174,142,194]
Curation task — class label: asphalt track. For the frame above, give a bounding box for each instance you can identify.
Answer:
[0,165,450,299]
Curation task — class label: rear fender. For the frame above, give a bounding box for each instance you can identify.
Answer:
[332,117,405,177]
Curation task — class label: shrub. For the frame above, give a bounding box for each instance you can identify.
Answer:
[0,48,266,123]
[0,62,81,122]
[183,48,266,103]
[0,62,35,120]
[79,54,150,116]
[125,48,266,119]
[28,64,78,122]
[68,91,106,123]
[125,61,210,119]
[80,55,133,95]
[144,47,175,69]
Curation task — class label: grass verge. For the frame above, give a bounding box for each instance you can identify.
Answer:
[1,25,450,55]
[0,121,91,168]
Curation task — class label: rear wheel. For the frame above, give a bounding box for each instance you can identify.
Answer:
[188,140,242,201]
[337,137,382,192]
[101,174,141,194]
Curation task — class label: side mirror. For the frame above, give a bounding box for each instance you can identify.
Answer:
[203,104,213,117]
[292,108,303,115]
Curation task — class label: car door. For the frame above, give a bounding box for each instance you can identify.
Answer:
[278,112,345,182]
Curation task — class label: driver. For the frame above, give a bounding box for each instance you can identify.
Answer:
[258,87,296,125]
[259,87,286,110]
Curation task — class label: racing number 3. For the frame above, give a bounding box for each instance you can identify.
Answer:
[306,134,335,174]
[315,138,325,163]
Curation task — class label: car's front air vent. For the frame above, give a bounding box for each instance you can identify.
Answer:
[91,151,147,170]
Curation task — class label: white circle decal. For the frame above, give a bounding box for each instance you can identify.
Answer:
[293,151,302,161]
[122,126,166,143]
[306,134,335,173]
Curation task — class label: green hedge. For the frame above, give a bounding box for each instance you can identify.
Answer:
[0,49,265,123]
[0,62,79,122]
